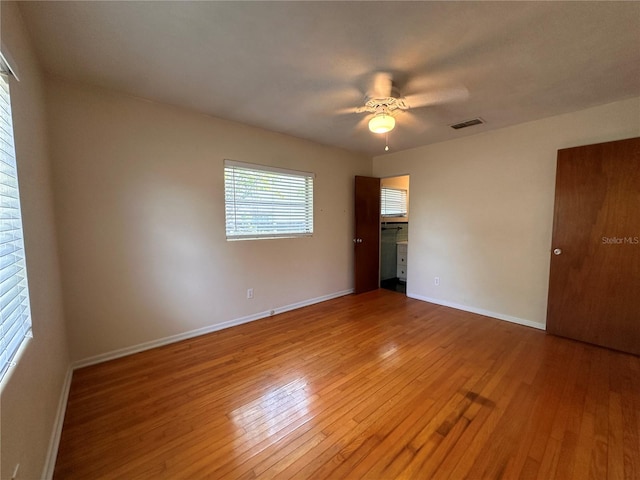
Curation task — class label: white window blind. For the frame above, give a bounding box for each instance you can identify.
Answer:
[381,187,407,217]
[0,62,32,382]
[224,160,314,240]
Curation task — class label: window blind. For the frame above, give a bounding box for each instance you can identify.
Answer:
[224,160,314,240]
[0,66,32,382]
[381,187,407,217]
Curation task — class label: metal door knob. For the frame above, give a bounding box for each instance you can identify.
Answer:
[553,248,562,255]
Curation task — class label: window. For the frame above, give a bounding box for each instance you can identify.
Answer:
[0,53,32,383]
[224,160,314,240]
[381,187,407,217]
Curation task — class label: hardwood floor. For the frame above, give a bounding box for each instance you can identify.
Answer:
[54,290,640,479]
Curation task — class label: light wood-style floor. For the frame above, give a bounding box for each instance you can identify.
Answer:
[54,290,640,479]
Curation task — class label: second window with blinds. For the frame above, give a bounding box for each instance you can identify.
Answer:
[381,187,408,218]
[224,160,314,240]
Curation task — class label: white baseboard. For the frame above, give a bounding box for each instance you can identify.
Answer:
[73,289,354,369]
[406,292,546,331]
[42,365,73,480]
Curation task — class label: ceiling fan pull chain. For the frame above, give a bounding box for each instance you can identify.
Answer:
[385,132,390,151]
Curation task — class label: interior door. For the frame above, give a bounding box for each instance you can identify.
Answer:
[354,176,380,294]
[547,137,640,355]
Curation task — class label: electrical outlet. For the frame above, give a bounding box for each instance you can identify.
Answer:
[434,277,440,286]
[247,288,254,299]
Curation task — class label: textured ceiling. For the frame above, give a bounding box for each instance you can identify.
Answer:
[18,1,640,155]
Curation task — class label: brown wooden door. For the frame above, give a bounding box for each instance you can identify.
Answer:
[547,137,640,355]
[354,176,380,294]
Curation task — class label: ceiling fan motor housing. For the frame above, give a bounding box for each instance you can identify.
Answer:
[356,96,409,115]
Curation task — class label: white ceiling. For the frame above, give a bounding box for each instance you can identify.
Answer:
[18,1,640,155]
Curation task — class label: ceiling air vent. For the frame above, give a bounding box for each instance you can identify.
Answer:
[450,118,484,130]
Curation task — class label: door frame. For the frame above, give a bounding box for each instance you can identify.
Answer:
[379,175,410,292]
[354,174,410,295]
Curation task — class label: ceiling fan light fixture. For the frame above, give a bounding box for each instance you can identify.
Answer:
[368,113,395,134]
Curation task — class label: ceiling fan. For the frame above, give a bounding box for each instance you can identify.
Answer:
[344,71,469,141]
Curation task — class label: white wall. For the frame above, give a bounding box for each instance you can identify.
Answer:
[0,3,71,479]
[373,97,640,328]
[45,78,371,363]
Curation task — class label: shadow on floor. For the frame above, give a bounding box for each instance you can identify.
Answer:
[381,278,406,294]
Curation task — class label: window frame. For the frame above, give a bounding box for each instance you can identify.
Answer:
[224,159,315,241]
[0,49,33,387]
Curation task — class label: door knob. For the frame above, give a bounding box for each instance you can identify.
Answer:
[553,248,562,255]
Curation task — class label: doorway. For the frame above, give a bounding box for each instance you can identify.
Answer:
[380,175,409,294]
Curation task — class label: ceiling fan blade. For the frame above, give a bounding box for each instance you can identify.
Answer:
[334,106,360,115]
[403,85,469,109]
[370,72,393,99]
[400,111,420,129]
[401,110,432,133]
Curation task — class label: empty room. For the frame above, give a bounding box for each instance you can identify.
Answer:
[1,1,639,479]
